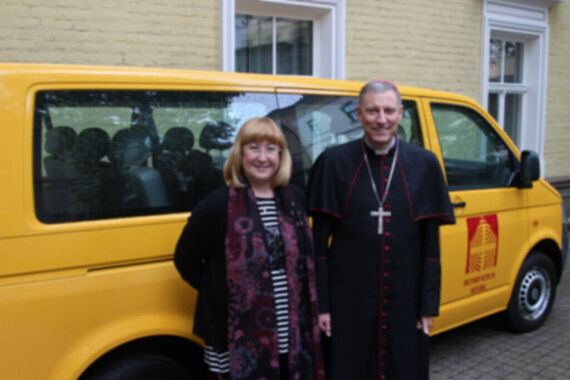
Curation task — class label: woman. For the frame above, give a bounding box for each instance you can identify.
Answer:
[174,117,324,380]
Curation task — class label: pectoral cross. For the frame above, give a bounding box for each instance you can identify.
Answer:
[371,206,391,235]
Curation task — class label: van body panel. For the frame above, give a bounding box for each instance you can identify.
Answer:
[0,64,564,379]
[432,285,511,335]
[0,220,185,279]
[0,262,197,380]
[438,188,529,301]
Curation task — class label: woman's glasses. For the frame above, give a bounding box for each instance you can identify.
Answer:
[243,143,281,157]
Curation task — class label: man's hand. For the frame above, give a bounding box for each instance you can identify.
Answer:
[318,313,332,337]
[416,316,433,335]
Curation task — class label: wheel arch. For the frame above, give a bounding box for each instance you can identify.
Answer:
[530,238,563,284]
[77,335,207,380]
[43,309,205,380]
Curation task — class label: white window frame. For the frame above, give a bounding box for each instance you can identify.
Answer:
[482,0,554,165]
[221,0,346,79]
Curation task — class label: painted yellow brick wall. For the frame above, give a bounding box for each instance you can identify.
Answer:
[0,0,219,70]
[545,3,570,178]
[1,0,568,178]
[346,0,483,101]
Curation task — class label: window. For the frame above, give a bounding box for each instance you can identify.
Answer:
[222,0,346,78]
[431,103,517,190]
[482,0,551,160]
[34,88,420,223]
[34,90,279,222]
[487,38,525,146]
[235,15,312,75]
[274,95,422,184]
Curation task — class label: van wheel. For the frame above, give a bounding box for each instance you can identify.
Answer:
[83,352,195,380]
[504,252,557,332]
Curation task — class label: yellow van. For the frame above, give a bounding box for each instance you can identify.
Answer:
[0,63,566,380]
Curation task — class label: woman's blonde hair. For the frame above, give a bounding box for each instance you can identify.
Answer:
[223,117,292,188]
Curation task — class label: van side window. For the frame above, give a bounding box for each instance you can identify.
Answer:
[275,94,422,186]
[34,90,278,223]
[431,103,518,190]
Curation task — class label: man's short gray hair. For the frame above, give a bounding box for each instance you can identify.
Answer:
[359,80,402,107]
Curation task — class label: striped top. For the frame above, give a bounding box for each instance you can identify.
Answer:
[203,198,290,374]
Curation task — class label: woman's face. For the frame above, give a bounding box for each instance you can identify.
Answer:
[241,139,281,187]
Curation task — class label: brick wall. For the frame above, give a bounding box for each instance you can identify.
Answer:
[345,0,483,101]
[545,2,570,178]
[0,0,219,70]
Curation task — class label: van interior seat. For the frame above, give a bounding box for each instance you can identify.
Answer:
[109,128,168,211]
[159,127,196,192]
[72,127,111,168]
[44,126,77,178]
[63,127,113,219]
[42,126,78,219]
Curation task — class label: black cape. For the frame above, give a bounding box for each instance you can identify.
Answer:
[308,138,454,380]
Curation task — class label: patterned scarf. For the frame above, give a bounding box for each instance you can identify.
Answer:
[225,185,324,380]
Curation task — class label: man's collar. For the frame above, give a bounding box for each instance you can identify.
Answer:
[363,137,396,155]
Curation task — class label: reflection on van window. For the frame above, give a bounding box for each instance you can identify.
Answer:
[34,90,278,223]
[275,94,422,185]
[431,103,517,190]
[34,90,421,223]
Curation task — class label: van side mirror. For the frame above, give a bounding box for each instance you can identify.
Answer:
[517,150,540,188]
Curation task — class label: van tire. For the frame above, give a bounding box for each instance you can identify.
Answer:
[504,251,557,332]
[83,352,194,380]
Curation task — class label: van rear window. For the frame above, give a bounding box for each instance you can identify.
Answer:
[33,90,421,223]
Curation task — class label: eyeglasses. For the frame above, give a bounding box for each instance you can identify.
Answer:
[243,143,281,157]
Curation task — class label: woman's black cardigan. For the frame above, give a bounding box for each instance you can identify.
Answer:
[174,185,307,350]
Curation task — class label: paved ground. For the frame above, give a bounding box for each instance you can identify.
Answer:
[430,235,570,380]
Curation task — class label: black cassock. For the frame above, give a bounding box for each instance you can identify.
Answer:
[308,138,455,380]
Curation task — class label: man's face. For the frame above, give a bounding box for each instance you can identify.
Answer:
[357,90,403,150]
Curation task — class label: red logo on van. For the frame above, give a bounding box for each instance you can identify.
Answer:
[466,214,499,274]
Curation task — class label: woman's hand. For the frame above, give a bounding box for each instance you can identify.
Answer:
[318,313,332,337]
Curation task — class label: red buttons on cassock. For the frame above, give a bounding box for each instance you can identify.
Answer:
[385,231,391,236]
[385,258,391,263]
[385,246,390,250]
[381,312,387,317]
[384,272,389,277]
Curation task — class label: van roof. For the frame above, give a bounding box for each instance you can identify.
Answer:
[0,62,474,103]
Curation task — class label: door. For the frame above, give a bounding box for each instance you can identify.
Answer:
[423,99,529,331]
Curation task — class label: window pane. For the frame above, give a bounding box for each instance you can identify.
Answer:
[235,14,273,74]
[489,39,502,83]
[488,92,499,121]
[431,103,516,190]
[275,95,422,186]
[504,41,523,83]
[276,18,312,75]
[34,90,279,222]
[504,93,521,145]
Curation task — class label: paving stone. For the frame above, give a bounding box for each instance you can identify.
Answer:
[430,232,570,379]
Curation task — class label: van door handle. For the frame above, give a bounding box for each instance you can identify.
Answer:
[452,201,466,208]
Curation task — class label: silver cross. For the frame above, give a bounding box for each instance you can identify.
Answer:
[370,206,391,235]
